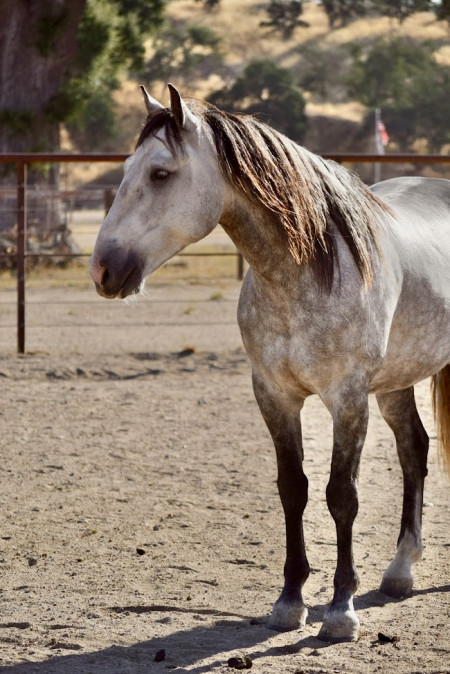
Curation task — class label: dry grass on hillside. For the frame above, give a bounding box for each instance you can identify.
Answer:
[63,1,449,185]
[121,1,449,140]
[163,2,448,90]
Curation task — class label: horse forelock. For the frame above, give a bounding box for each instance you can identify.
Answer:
[135,108,184,156]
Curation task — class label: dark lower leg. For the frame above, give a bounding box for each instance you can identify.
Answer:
[318,392,368,641]
[252,372,309,630]
[377,388,428,596]
[276,462,309,604]
[318,453,361,641]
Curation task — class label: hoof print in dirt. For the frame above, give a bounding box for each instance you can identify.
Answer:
[227,655,253,669]
[154,648,166,662]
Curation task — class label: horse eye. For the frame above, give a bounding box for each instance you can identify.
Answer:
[151,169,170,182]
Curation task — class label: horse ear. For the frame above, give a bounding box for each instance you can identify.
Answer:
[140,85,165,115]
[168,83,198,132]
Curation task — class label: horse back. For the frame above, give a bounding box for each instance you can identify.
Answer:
[368,177,450,390]
[372,176,450,289]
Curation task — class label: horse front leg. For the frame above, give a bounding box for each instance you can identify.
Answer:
[318,386,369,642]
[252,370,309,631]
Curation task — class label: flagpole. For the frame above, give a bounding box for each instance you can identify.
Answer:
[374,108,382,184]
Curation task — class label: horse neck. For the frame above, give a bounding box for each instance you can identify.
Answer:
[220,186,298,282]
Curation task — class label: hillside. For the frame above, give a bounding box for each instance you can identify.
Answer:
[64,1,449,185]
[113,1,449,149]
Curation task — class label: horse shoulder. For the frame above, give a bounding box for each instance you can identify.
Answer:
[237,261,391,399]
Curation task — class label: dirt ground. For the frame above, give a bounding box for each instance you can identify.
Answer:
[0,279,448,674]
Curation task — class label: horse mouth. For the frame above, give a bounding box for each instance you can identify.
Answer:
[94,263,144,299]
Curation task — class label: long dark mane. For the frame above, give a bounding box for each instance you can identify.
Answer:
[136,101,391,288]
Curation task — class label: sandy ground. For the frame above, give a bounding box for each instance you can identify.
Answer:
[0,279,449,674]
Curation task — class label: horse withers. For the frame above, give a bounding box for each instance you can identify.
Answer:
[90,84,450,642]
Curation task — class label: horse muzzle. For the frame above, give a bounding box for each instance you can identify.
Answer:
[90,244,145,299]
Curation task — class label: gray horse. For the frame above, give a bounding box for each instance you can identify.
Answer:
[90,85,450,642]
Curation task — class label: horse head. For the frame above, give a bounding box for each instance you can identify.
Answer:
[90,85,226,299]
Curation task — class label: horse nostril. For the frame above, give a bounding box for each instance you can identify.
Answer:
[101,266,110,288]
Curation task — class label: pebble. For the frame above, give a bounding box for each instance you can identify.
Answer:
[154,649,166,662]
[227,655,252,669]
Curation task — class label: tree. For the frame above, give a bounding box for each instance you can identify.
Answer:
[371,0,432,23]
[67,0,166,151]
[295,43,349,102]
[320,0,367,28]
[0,0,165,233]
[0,0,165,156]
[145,24,224,86]
[320,0,438,27]
[347,38,450,150]
[434,0,450,23]
[194,0,221,9]
[260,1,309,39]
[0,0,86,156]
[208,60,307,142]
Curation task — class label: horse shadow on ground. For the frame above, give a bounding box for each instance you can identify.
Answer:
[1,585,448,674]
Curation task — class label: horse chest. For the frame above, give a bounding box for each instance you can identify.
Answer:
[238,296,335,398]
[254,336,316,399]
[237,271,382,398]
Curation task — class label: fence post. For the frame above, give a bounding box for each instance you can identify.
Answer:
[17,161,27,354]
[104,188,114,215]
[237,252,244,280]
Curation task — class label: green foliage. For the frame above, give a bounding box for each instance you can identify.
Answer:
[60,0,166,148]
[117,0,166,28]
[347,38,450,150]
[0,110,33,137]
[348,38,438,108]
[75,3,112,76]
[434,0,450,23]
[320,0,367,28]
[319,0,437,27]
[296,43,349,102]
[260,1,308,39]
[208,60,307,142]
[35,6,70,56]
[145,24,224,83]
[194,0,221,9]
[66,89,118,150]
[371,0,432,23]
[73,0,165,84]
[41,0,166,125]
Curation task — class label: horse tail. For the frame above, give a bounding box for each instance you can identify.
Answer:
[431,364,450,476]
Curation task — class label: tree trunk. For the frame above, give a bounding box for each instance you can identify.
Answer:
[0,0,86,234]
[0,0,86,153]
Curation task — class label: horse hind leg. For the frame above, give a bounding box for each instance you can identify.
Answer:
[376,387,428,597]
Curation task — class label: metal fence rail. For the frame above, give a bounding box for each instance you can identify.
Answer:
[1,152,449,353]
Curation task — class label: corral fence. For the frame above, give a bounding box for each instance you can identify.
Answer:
[0,152,449,353]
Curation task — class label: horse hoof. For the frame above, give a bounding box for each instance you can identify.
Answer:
[268,601,308,632]
[380,574,413,598]
[317,609,359,643]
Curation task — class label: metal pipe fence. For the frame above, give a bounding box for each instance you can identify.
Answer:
[1,152,449,353]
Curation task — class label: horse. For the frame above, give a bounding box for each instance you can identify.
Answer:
[90,84,450,642]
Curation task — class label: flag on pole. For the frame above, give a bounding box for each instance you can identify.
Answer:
[375,108,389,154]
